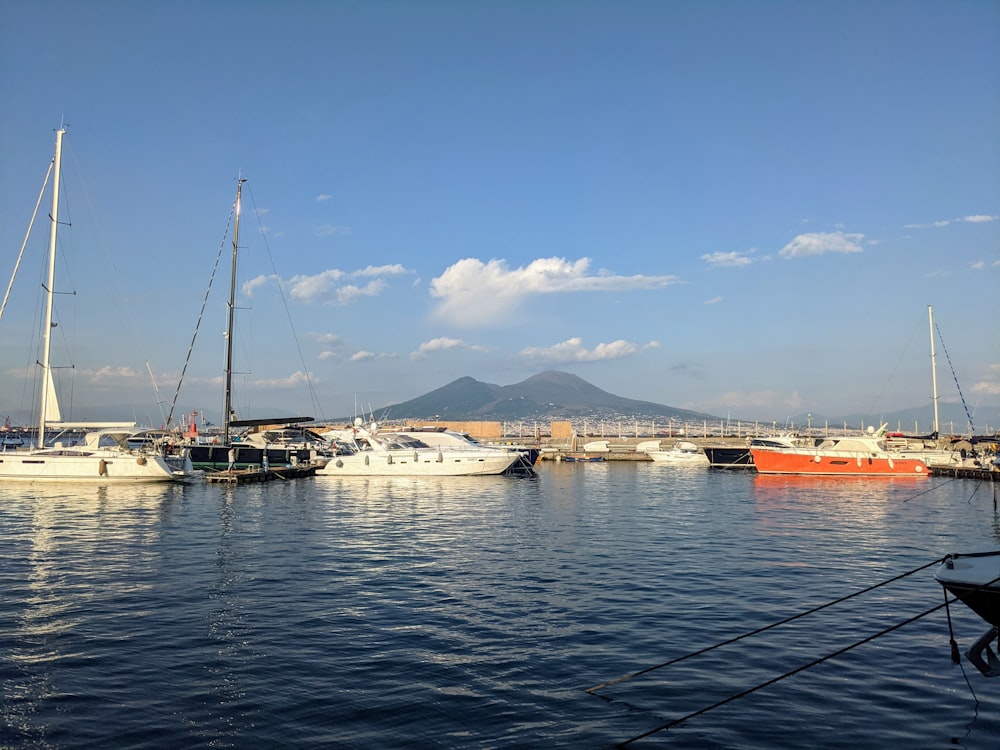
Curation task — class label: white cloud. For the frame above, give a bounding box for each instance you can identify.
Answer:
[336,279,387,304]
[350,351,375,362]
[355,264,407,278]
[284,265,408,303]
[971,364,1000,396]
[315,224,350,237]
[905,215,996,229]
[704,296,723,305]
[247,371,313,389]
[243,273,279,298]
[286,270,345,301]
[779,231,864,258]
[316,194,333,202]
[519,337,657,363]
[84,366,141,382]
[702,251,753,268]
[410,337,490,360]
[430,257,680,326]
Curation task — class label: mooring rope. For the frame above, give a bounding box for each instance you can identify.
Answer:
[610,567,1000,746]
[615,596,954,746]
[586,557,945,694]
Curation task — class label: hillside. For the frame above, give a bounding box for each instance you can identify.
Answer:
[374,371,715,422]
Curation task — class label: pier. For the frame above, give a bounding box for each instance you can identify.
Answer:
[204,464,320,484]
[928,464,999,482]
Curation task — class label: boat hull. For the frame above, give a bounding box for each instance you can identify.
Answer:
[182,444,323,470]
[646,452,709,466]
[702,446,753,468]
[750,448,928,476]
[317,450,518,477]
[936,552,1000,627]
[0,450,194,482]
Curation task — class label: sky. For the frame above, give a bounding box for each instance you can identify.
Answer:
[1,0,998,428]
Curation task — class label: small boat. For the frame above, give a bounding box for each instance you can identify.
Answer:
[750,425,928,477]
[0,433,25,450]
[645,441,709,467]
[935,551,1000,676]
[702,445,753,468]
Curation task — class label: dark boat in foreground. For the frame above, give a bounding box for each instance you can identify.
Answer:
[935,550,1000,676]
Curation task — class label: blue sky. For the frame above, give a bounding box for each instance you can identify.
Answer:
[1,0,998,427]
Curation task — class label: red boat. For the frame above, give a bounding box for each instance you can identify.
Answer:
[750,425,929,477]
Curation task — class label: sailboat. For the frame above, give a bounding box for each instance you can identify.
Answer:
[0,128,197,482]
[176,177,330,471]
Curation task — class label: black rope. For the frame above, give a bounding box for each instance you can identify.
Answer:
[943,585,962,665]
[165,201,235,428]
[587,557,945,693]
[617,597,953,746]
[935,318,974,434]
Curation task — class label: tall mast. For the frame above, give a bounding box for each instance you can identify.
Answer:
[38,128,65,448]
[223,177,245,442]
[928,304,940,435]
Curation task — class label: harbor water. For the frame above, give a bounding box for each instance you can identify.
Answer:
[2,464,999,748]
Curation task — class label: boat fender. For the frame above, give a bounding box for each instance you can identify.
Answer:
[888,457,894,470]
[137,456,147,466]
[335,459,343,468]
[437,451,443,463]
[814,455,821,463]
[414,451,419,462]
[387,455,393,465]
[857,457,862,468]
[364,455,369,466]
[99,458,108,476]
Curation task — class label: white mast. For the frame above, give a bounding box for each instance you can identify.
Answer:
[928,304,940,435]
[38,128,66,449]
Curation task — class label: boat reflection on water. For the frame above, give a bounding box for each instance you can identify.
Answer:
[750,472,930,500]
[312,473,532,507]
[748,473,933,536]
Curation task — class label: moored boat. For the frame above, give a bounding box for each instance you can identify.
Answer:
[750,426,928,477]
[646,440,709,467]
[936,551,1000,627]
[317,420,520,477]
[0,128,196,483]
[935,550,1000,676]
[702,445,753,468]
[395,426,537,474]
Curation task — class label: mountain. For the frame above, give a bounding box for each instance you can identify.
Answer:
[375,371,716,422]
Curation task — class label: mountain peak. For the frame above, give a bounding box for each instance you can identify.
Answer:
[377,371,713,422]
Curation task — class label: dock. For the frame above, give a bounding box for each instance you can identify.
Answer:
[928,465,999,482]
[204,464,320,484]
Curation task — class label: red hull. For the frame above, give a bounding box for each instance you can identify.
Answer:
[750,448,929,477]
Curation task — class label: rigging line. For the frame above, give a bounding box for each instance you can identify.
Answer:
[934,318,974,434]
[866,316,922,416]
[617,596,957,746]
[165,205,236,428]
[903,474,960,502]
[243,180,326,422]
[586,557,945,694]
[1,162,53,321]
